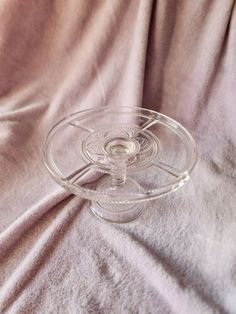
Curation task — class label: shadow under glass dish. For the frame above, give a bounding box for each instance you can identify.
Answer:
[43,107,197,223]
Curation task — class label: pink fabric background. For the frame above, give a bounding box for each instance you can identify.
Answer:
[0,1,236,313]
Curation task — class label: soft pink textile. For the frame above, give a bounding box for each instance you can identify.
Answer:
[0,1,236,313]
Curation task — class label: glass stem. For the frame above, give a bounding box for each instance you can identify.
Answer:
[111,160,127,187]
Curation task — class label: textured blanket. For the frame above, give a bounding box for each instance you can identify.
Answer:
[0,1,236,313]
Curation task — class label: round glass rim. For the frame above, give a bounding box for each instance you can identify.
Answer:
[43,106,198,204]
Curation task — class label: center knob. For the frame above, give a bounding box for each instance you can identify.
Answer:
[104,137,140,157]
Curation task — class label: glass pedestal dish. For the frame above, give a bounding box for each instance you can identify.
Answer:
[43,107,197,223]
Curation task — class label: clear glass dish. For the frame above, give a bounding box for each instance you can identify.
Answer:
[43,107,197,223]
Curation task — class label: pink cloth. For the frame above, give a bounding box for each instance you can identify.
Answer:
[0,1,236,313]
